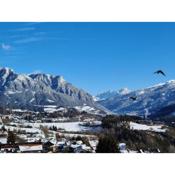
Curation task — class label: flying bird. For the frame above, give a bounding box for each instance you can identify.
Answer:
[129,96,137,101]
[154,70,166,76]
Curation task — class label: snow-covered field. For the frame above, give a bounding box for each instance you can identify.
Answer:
[0,124,40,133]
[24,122,91,132]
[130,122,167,133]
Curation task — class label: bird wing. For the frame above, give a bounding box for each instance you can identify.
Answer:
[160,71,166,76]
[130,97,136,100]
[154,70,166,76]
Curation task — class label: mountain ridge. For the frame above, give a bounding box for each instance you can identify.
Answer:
[0,67,104,112]
[96,88,131,101]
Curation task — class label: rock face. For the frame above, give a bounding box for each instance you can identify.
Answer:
[0,67,98,110]
[98,81,175,117]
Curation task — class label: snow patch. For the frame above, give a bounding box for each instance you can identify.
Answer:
[75,104,100,115]
[30,98,35,103]
[130,122,166,133]
[46,99,55,103]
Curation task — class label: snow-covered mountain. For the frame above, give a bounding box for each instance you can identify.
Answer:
[99,81,175,117]
[96,88,130,101]
[0,67,105,112]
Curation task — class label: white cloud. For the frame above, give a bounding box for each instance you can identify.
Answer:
[1,43,12,50]
[14,27,35,32]
[13,37,42,44]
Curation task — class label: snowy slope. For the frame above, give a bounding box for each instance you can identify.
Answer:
[99,80,175,117]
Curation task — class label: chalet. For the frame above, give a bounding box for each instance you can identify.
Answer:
[0,144,18,153]
[18,142,43,153]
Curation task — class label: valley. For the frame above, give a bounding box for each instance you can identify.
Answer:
[0,105,175,153]
[0,67,175,153]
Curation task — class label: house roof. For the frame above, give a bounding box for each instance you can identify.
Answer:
[18,142,42,146]
[19,142,43,152]
[0,142,43,151]
[0,144,18,149]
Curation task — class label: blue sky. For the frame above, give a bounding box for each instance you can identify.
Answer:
[0,22,175,95]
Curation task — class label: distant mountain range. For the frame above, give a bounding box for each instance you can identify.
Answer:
[97,81,175,118]
[96,88,131,101]
[2,67,175,119]
[0,67,106,113]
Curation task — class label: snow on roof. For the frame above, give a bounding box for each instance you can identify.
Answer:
[76,140,83,145]
[70,144,81,149]
[0,137,7,144]
[19,144,43,152]
[56,141,66,146]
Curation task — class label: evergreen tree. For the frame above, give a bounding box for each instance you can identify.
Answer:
[7,130,16,144]
[96,134,119,153]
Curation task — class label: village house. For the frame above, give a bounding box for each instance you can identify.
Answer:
[18,142,43,153]
[0,144,18,153]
